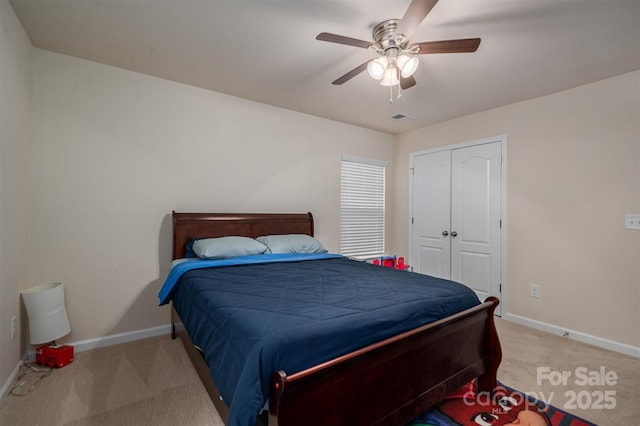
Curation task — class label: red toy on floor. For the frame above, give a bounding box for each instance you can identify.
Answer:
[35,344,74,368]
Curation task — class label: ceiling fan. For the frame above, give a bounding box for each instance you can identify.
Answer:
[316,0,480,91]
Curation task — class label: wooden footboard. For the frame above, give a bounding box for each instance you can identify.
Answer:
[269,297,501,426]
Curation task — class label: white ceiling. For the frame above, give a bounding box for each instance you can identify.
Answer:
[10,0,640,134]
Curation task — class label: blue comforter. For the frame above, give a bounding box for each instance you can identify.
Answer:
[159,254,480,426]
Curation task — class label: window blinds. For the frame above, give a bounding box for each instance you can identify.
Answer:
[340,157,386,259]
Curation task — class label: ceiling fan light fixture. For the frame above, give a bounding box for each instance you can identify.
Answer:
[318,0,483,94]
[397,54,419,78]
[367,57,388,80]
[380,67,399,86]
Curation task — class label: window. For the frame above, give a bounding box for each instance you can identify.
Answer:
[340,156,387,259]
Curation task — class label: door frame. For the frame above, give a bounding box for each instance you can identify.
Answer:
[409,135,507,316]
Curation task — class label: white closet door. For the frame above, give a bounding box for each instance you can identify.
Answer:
[411,150,451,279]
[450,142,502,301]
[410,141,503,307]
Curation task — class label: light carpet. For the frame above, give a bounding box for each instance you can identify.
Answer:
[0,318,637,425]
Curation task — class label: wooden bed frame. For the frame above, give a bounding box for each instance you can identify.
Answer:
[169,211,502,426]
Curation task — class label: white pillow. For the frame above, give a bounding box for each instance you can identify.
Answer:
[256,234,327,254]
[192,236,267,259]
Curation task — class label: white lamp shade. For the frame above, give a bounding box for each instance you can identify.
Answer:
[22,282,71,345]
[380,67,400,86]
[367,57,388,80]
[397,54,419,78]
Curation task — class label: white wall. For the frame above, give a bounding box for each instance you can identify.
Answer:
[28,49,395,344]
[0,0,32,393]
[392,71,640,349]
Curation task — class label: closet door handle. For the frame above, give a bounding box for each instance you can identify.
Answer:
[442,231,449,236]
[451,231,458,237]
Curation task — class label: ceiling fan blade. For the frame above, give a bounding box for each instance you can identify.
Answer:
[411,38,481,54]
[398,0,439,40]
[400,75,417,90]
[331,61,371,85]
[316,32,372,49]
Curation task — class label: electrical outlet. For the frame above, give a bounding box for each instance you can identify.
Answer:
[530,284,541,298]
[624,214,640,230]
[10,316,16,339]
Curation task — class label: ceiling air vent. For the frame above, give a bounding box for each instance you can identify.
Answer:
[391,114,415,121]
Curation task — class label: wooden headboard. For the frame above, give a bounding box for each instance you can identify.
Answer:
[172,211,315,259]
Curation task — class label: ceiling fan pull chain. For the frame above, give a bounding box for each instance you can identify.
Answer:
[389,85,393,103]
[397,84,403,100]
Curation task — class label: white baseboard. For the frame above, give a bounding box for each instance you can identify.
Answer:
[69,324,172,353]
[0,359,24,404]
[24,324,172,360]
[503,313,640,358]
